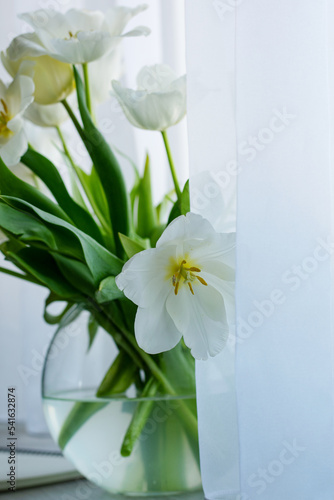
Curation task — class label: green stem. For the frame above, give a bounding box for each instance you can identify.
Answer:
[87,299,198,445]
[120,376,160,457]
[107,315,198,441]
[62,99,86,143]
[161,130,182,207]
[88,300,145,371]
[56,126,77,171]
[82,63,93,117]
[0,266,41,285]
[96,301,197,430]
[57,300,198,458]
[26,143,40,190]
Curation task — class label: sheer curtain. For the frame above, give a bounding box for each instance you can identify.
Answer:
[186,0,334,498]
[0,0,186,432]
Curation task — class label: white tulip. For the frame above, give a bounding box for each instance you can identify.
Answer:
[116,213,235,360]
[24,101,68,128]
[112,64,186,131]
[0,61,34,167]
[2,51,74,105]
[7,6,150,65]
[89,48,123,105]
[23,49,122,127]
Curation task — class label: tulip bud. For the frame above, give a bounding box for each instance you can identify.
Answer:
[1,51,75,105]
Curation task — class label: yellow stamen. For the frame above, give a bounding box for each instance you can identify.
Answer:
[1,99,8,115]
[171,259,207,296]
[0,98,12,139]
[185,266,201,272]
[196,276,208,286]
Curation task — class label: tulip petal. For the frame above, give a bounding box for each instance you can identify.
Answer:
[19,11,73,39]
[135,292,182,355]
[120,27,151,39]
[165,287,191,333]
[190,232,236,269]
[116,246,176,308]
[89,49,122,105]
[0,63,34,166]
[46,33,111,64]
[7,33,47,60]
[115,88,185,130]
[66,9,107,34]
[6,72,34,116]
[157,212,215,248]
[24,101,69,128]
[0,80,7,96]
[183,285,229,360]
[0,128,27,167]
[16,7,150,65]
[127,88,185,131]
[200,272,235,324]
[106,5,148,36]
[200,261,235,282]
[136,64,178,91]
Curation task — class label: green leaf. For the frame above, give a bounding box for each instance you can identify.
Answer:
[96,276,124,304]
[21,149,105,246]
[156,189,174,224]
[88,314,99,349]
[167,181,190,224]
[8,248,81,299]
[55,303,84,330]
[0,156,71,223]
[68,165,87,209]
[96,351,137,397]
[53,254,95,296]
[119,299,137,333]
[0,203,56,249]
[150,224,166,248]
[0,197,85,262]
[180,180,190,215]
[137,155,157,238]
[110,143,140,180]
[58,401,107,450]
[44,295,73,325]
[0,265,41,286]
[119,233,148,259]
[0,234,25,255]
[1,196,123,284]
[73,67,130,257]
[167,202,179,225]
[73,164,112,236]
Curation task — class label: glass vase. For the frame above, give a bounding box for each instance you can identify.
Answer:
[42,305,201,497]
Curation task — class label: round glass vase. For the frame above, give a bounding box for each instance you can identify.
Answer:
[42,306,201,497]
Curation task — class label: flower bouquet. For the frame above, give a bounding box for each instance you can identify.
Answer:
[0,5,235,496]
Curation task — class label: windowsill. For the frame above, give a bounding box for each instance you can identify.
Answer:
[0,421,81,492]
[0,478,205,499]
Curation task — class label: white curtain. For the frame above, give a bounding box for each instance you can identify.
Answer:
[0,0,186,432]
[187,0,334,498]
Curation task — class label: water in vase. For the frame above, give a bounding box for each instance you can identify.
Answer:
[43,389,201,496]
